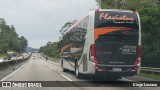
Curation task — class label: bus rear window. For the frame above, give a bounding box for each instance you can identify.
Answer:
[94,11,139,30]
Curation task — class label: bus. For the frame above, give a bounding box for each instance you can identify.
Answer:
[60,9,142,79]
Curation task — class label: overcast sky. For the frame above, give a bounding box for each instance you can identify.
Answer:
[0,0,98,48]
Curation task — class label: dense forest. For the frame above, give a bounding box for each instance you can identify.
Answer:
[39,20,77,58]
[40,0,160,67]
[39,42,60,58]
[0,18,28,56]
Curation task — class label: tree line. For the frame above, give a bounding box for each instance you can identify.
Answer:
[0,18,28,55]
[40,0,160,67]
[39,41,60,58]
[39,20,77,58]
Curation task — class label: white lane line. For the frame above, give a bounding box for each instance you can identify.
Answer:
[121,78,133,81]
[48,61,60,65]
[48,67,53,70]
[40,55,60,65]
[60,74,73,81]
[0,59,30,81]
[37,53,59,65]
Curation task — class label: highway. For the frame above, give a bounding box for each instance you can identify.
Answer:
[0,53,159,90]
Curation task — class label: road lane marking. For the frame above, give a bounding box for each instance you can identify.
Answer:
[48,67,53,70]
[60,74,73,81]
[0,59,30,81]
[121,78,133,81]
[48,61,60,65]
[38,53,60,65]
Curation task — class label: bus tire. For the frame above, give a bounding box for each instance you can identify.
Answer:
[75,62,83,79]
[62,67,68,72]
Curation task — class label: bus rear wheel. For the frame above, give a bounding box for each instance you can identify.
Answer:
[61,60,67,72]
[75,62,83,79]
[62,66,68,72]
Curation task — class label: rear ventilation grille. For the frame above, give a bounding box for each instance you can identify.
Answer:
[98,35,137,42]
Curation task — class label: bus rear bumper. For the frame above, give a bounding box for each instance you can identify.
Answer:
[95,70,137,77]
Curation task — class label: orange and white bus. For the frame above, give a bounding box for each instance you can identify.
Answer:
[60,9,142,79]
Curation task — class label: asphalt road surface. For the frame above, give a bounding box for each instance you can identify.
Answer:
[0,53,159,90]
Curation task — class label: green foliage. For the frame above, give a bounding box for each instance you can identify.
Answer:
[96,0,160,67]
[0,53,7,59]
[40,21,77,58]
[39,42,60,58]
[0,18,28,54]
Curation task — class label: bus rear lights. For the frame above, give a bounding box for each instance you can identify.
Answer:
[137,45,142,57]
[134,66,139,71]
[95,9,99,12]
[90,44,95,56]
[135,45,142,65]
[132,11,137,14]
[90,44,99,64]
[135,57,141,65]
[94,65,99,70]
[94,66,107,72]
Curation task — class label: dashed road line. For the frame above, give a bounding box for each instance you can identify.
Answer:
[48,66,53,70]
[38,53,60,65]
[48,61,60,65]
[60,74,73,81]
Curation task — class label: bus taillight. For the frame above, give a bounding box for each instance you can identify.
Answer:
[94,65,99,70]
[134,66,139,71]
[132,11,137,14]
[135,45,142,64]
[95,9,99,12]
[90,44,99,64]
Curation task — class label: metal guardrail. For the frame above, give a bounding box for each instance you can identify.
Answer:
[0,52,32,65]
[141,67,160,75]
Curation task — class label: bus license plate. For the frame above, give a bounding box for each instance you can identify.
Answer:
[112,68,122,71]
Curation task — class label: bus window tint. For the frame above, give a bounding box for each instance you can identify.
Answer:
[61,16,89,60]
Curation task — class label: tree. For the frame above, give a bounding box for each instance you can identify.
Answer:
[0,18,28,54]
[19,36,28,52]
[60,20,77,35]
[39,41,60,58]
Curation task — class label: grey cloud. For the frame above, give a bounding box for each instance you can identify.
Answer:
[0,0,98,48]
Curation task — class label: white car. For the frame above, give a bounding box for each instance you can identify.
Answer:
[11,57,17,61]
[0,57,4,63]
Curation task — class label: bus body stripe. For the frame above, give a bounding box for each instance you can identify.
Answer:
[60,43,74,54]
[94,27,132,40]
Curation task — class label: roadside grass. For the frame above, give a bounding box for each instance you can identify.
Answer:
[139,72,160,80]
[0,53,7,59]
[40,53,60,63]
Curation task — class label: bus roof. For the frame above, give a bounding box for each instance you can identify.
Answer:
[98,9,134,12]
[63,9,138,35]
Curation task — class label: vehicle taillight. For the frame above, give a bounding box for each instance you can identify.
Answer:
[95,9,99,12]
[134,66,139,71]
[90,44,99,64]
[135,45,142,65]
[132,11,137,14]
[94,65,99,70]
[90,44,95,57]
